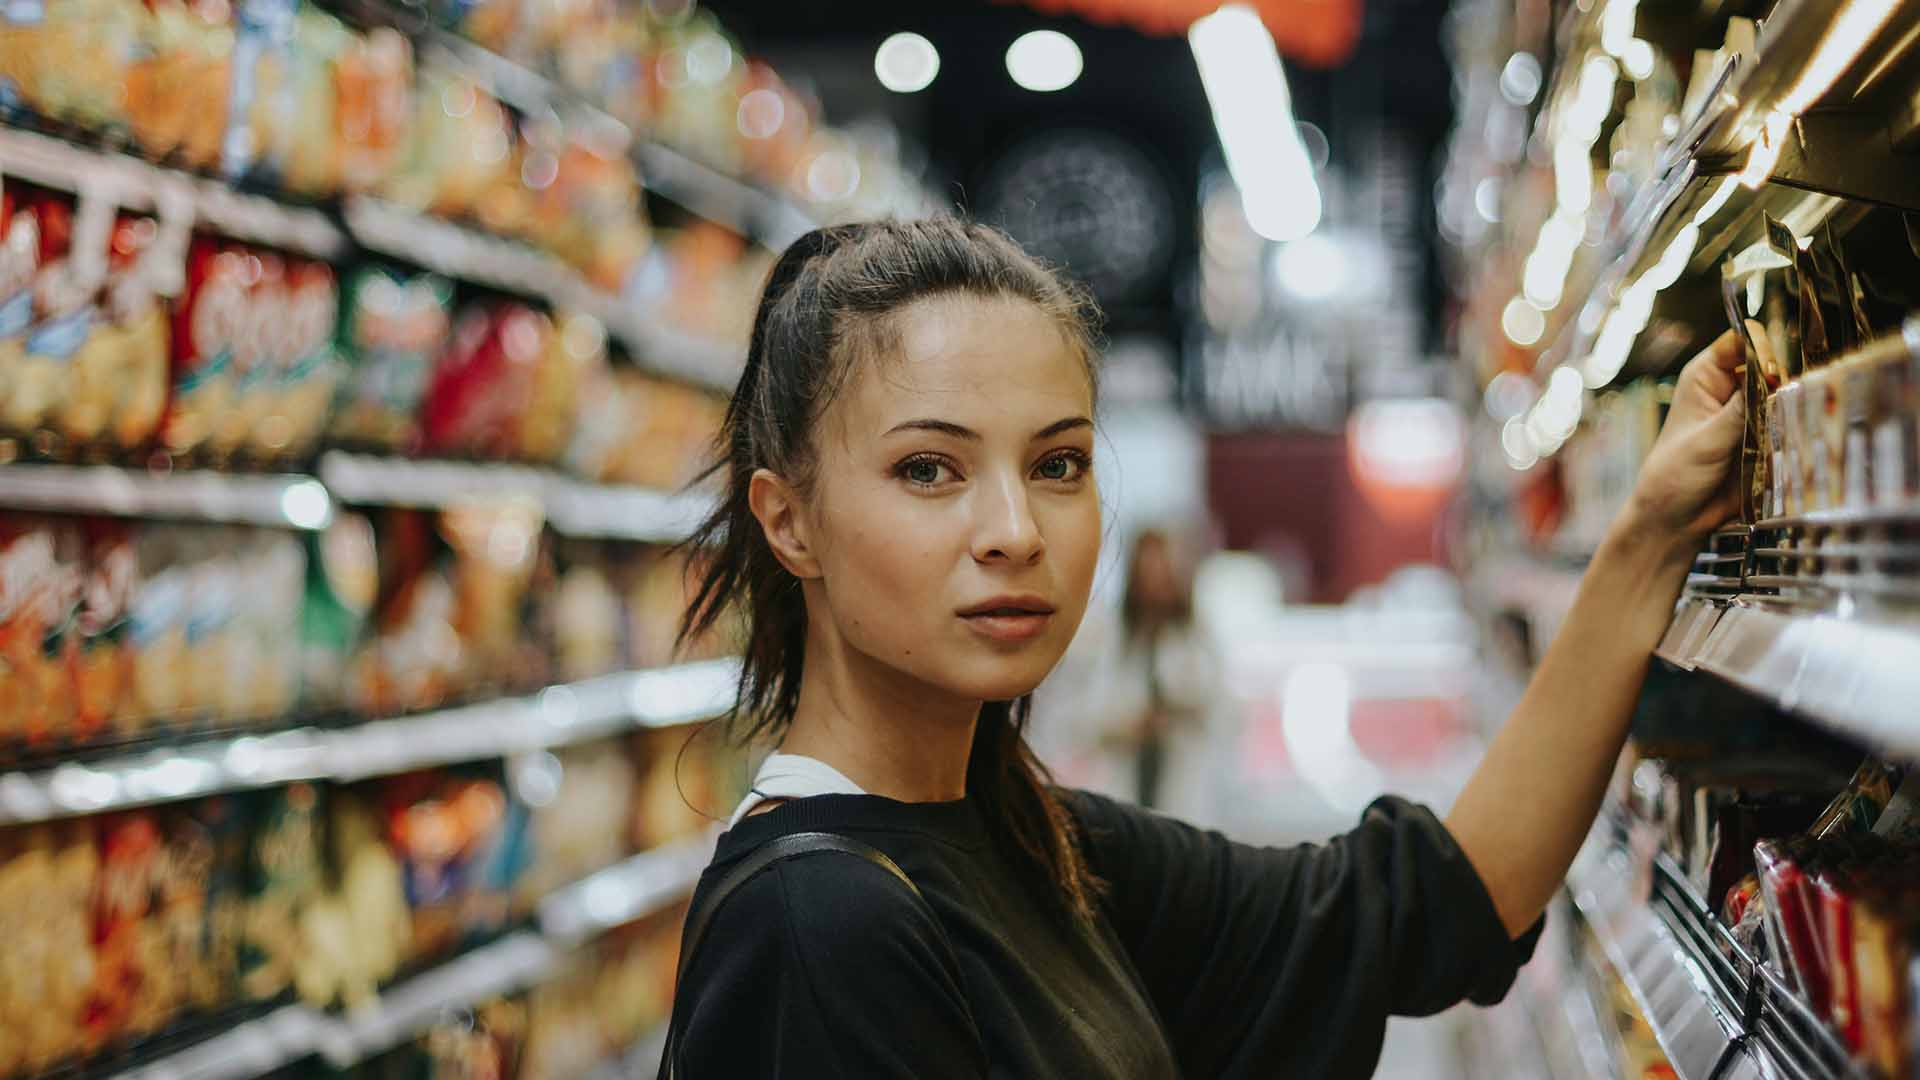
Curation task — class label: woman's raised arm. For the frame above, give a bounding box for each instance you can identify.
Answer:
[1446,329,1749,937]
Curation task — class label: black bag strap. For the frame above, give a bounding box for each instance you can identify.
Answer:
[657,830,933,1080]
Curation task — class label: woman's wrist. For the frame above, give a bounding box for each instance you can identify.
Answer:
[1593,498,1700,599]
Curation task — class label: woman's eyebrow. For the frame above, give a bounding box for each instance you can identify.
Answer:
[885,418,979,440]
[1033,417,1093,440]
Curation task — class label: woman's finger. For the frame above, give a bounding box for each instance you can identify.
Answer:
[1676,329,1745,406]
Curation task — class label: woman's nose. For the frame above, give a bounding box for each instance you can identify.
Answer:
[972,473,1045,565]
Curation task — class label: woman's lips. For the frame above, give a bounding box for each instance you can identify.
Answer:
[960,610,1053,642]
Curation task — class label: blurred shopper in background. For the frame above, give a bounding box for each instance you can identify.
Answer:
[1115,527,1216,809]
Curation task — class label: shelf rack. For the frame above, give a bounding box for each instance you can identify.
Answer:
[0,456,717,545]
[1566,819,1865,1080]
[1518,0,1920,394]
[102,830,712,1080]
[0,657,740,825]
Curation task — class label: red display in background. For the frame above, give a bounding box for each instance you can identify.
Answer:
[1004,0,1364,68]
[1207,430,1456,603]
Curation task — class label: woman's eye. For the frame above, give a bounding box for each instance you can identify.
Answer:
[899,457,951,486]
[1036,453,1088,482]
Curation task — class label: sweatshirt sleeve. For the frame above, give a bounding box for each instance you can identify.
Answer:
[1066,789,1543,1080]
[669,851,988,1079]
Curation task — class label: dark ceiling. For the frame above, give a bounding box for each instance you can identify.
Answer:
[704,0,1457,349]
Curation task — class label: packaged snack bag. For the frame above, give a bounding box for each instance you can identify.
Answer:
[380,772,507,963]
[419,302,551,461]
[216,249,286,459]
[270,8,351,196]
[348,509,463,715]
[240,782,324,1000]
[6,190,94,444]
[125,526,194,733]
[0,194,40,419]
[330,265,452,453]
[139,804,215,1028]
[162,238,250,460]
[0,519,82,751]
[2,0,138,132]
[298,511,377,713]
[72,519,135,742]
[514,310,602,465]
[295,789,406,1009]
[125,0,233,171]
[258,257,340,461]
[440,498,545,695]
[85,811,160,1046]
[221,0,295,182]
[3,823,100,1071]
[336,27,412,193]
[192,796,249,1010]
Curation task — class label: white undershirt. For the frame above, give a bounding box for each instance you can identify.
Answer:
[726,752,868,829]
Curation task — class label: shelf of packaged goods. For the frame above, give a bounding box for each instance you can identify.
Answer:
[104,834,707,1079]
[632,140,818,251]
[0,465,336,530]
[539,827,715,946]
[310,930,560,1068]
[0,125,349,261]
[1566,825,1865,1080]
[0,658,741,825]
[1654,597,1920,760]
[315,451,718,543]
[340,195,603,311]
[1526,2,1920,394]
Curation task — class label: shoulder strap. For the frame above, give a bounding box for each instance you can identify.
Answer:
[657,831,934,1080]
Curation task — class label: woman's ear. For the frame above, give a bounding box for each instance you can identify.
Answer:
[748,468,822,579]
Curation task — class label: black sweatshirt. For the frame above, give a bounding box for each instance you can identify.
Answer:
[667,790,1541,1079]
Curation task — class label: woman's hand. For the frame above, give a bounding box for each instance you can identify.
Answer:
[1618,328,1750,547]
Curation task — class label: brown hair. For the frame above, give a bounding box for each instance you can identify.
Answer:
[677,217,1105,922]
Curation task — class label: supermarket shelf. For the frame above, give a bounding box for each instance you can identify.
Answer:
[0,658,741,825]
[1654,598,1920,760]
[106,832,706,1079]
[1567,825,1863,1080]
[0,125,348,260]
[105,1005,325,1080]
[317,451,717,542]
[540,827,715,945]
[635,140,817,250]
[0,465,335,530]
[342,195,598,307]
[311,930,559,1067]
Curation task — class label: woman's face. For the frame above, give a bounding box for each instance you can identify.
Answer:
[800,292,1101,704]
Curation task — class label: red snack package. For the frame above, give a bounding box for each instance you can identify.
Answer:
[4,190,94,445]
[419,302,551,461]
[85,811,161,1047]
[163,238,250,460]
[261,258,341,461]
[1818,874,1861,1048]
[1756,840,1831,1015]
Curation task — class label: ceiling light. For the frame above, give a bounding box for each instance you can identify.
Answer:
[875,31,940,94]
[1189,5,1321,242]
[1006,30,1082,93]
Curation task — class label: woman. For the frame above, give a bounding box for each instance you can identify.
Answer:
[1111,527,1216,811]
[664,218,1743,1078]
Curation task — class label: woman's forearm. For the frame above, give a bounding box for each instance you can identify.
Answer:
[1445,510,1699,936]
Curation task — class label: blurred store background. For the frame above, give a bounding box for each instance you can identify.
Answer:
[2,0,1920,1077]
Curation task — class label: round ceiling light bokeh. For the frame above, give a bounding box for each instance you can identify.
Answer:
[875,31,940,93]
[1006,30,1083,92]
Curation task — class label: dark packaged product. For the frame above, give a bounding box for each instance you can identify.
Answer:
[330,266,452,453]
[299,512,378,714]
[72,519,135,743]
[194,796,251,1010]
[348,510,463,717]
[1811,760,1904,839]
[240,782,324,1001]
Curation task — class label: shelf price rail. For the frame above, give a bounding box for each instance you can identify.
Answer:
[1568,817,1865,1080]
